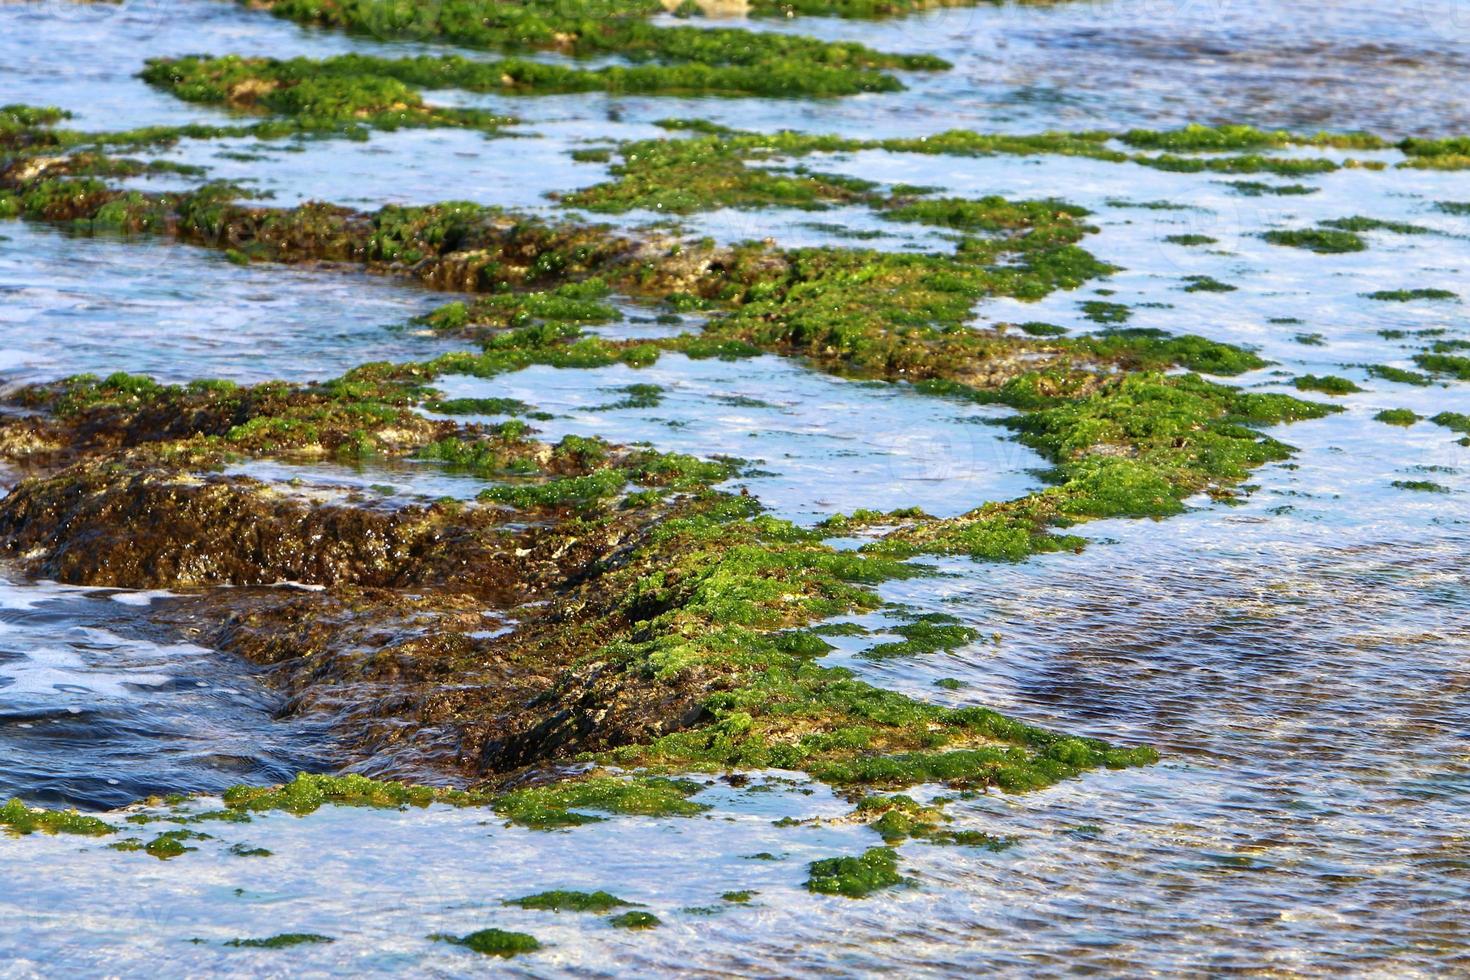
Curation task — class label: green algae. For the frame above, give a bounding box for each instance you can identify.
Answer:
[433,928,541,957]
[608,910,662,929]
[423,396,542,417]
[419,282,620,334]
[1431,412,1470,434]
[1262,229,1367,253]
[1368,365,1435,386]
[229,0,944,98]
[1117,123,1386,152]
[1321,216,1433,235]
[1294,375,1363,395]
[0,798,115,836]
[142,56,496,126]
[1163,234,1217,246]
[926,829,1017,850]
[721,890,755,903]
[145,51,908,105]
[108,829,211,860]
[857,794,946,843]
[505,890,631,913]
[1374,409,1421,426]
[222,772,488,815]
[1435,201,1470,216]
[480,469,630,510]
[559,126,1378,224]
[594,383,665,410]
[1018,321,1068,336]
[1364,288,1458,302]
[492,776,709,829]
[1105,199,1193,211]
[1396,137,1470,168]
[224,933,335,949]
[1391,480,1450,493]
[1221,181,1318,196]
[1080,300,1131,324]
[805,846,906,897]
[742,0,1068,16]
[863,613,978,659]
[1414,353,1470,380]
[1181,275,1237,293]
[0,167,1347,809]
[883,195,1091,232]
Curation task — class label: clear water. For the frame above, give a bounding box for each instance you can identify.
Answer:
[2,0,1470,975]
[0,222,468,385]
[0,579,332,811]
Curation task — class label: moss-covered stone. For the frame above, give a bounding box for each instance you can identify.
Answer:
[505,890,632,912]
[805,846,905,897]
[0,163,1346,807]
[608,910,662,929]
[433,928,541,957]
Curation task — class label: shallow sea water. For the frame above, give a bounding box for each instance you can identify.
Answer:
[1,0,1469,975]
[0,222,468,385]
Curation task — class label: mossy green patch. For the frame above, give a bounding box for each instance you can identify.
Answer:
[926,828,1017,850]
[505,890,631,913]
[1080,300,1131,324]
[109,829,211,860]
[1018,321,1068,336]
[1293,375,1363,395]
[1391,480,1450,493]
[1221,181,1317,196]
[1117,123,1385,153]
[480,469,629,510]
[492,776,708,829]
[608,910,662,929]
[1413,354,1470,380]
[863,613,978,659]
[230,0,945,98]
[1430,412,1470,434]
[1320,216,1432,236]
[222,772,488,815]
[594,383,664,410]
[805,846,905,897]
[1364,288,1458,302]
[1181,275,1237,293]
[1262,229,1366,253]
[224,933,335,949]
[1368,365,1434,386]
[0,798,115,836]
[1374,408,1421,426]
[433,928,541,957]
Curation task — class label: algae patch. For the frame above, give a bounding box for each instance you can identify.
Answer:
[432,928,541,957]
[806,846,906,897]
